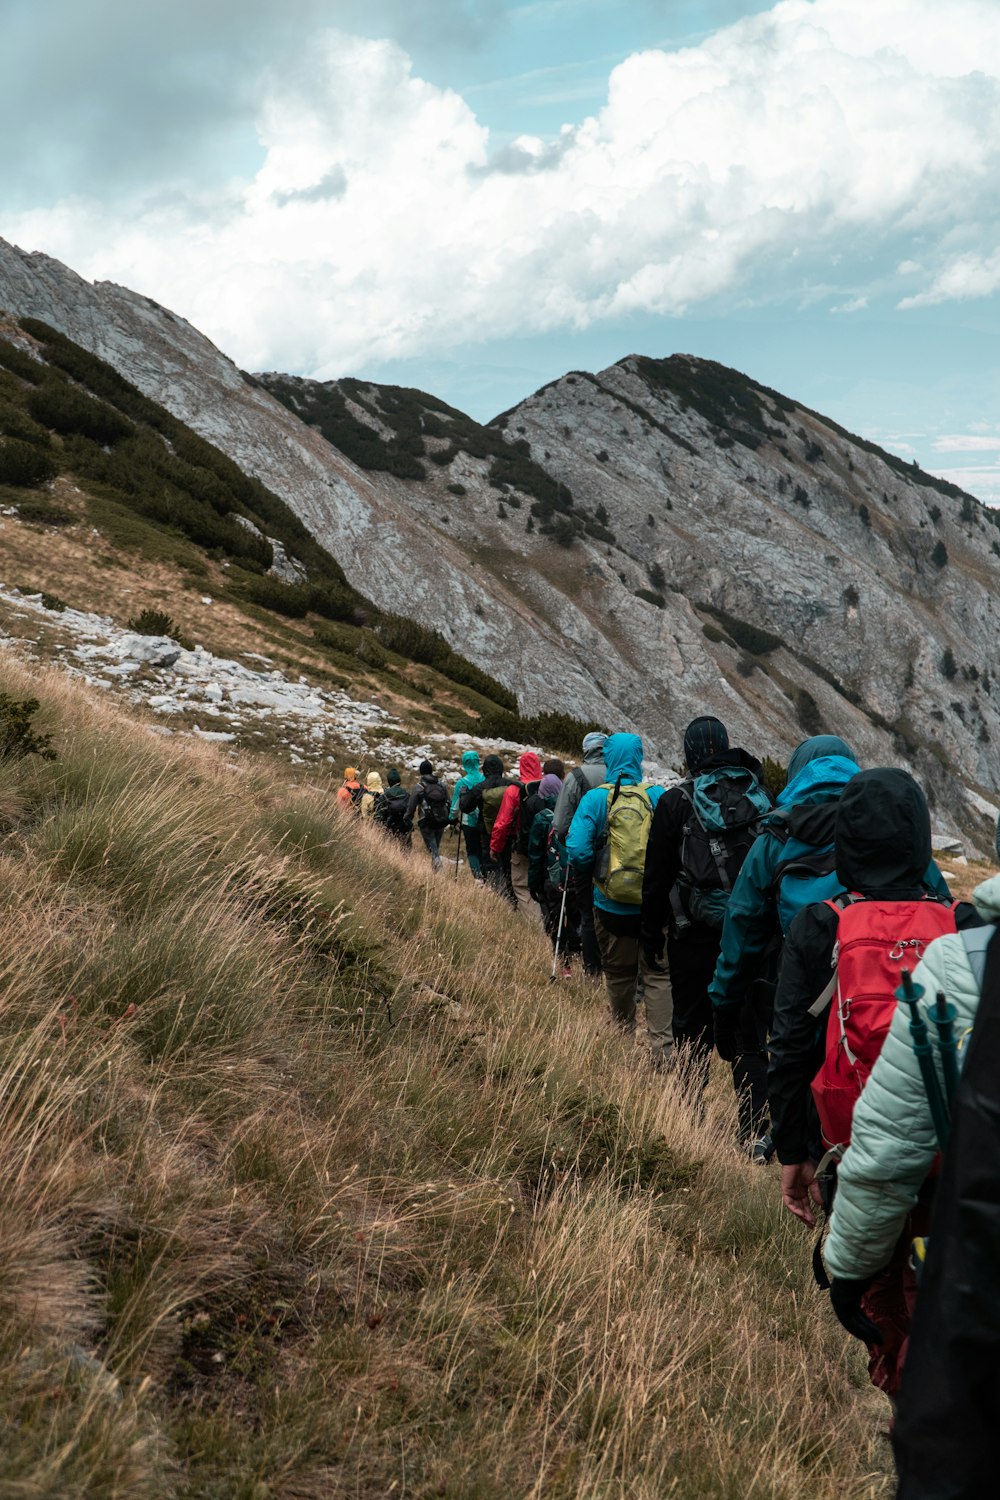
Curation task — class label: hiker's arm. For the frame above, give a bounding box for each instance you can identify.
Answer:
[490,786,517,857]
[925,860,952,901]
[709,836,777,1011]
[565,791,598,869]
[450,781,463,821]
[824,947,951,1280]
[768,905,836,1166]
[405,787,421,819]
[640,793,680,953]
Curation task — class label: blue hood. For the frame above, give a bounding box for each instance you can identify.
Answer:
[603,732,644,785]
[787,735,854,781]
[777,753,860,809]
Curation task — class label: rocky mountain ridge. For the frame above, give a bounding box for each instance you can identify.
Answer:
[1,235,997,847]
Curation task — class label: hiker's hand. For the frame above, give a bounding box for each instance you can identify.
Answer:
[829,1277,882,1345]
[640,941,666,974]
[780,1161,823,1228]
[713,1007,741,1062]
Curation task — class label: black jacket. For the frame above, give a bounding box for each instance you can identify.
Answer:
[768,768,973,1165]
[640,747,765,953]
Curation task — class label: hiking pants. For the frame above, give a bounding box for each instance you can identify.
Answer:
[420,825,443,870]
[669,930,769,1140]
[575,876,602,975]
[462,823,483,879]
[509,849,545,930]
[596,911,673,1064]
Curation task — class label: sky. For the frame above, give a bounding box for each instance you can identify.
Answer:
[4,0,1000,499]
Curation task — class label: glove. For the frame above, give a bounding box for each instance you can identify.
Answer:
[640,939,667,974]
[713,1006,742,1061]
[530,887,544,903]
[829,1277,882,1345]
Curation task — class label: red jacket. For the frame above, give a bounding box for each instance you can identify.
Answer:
[490,752,542,857]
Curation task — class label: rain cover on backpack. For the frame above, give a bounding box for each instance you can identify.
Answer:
[675,766,771,927]
[811,897,958,1151]
[594,780,653,906]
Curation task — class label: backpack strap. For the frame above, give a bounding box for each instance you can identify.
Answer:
[806,895,862,1018]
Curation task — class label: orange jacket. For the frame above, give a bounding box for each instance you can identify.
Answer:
[337,780,362,810]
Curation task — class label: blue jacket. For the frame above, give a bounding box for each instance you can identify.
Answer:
[709,736,950,1012]
[565,732,665,916]
[450,750,484,827]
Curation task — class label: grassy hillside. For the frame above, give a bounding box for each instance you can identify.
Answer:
[0,657,893,1499]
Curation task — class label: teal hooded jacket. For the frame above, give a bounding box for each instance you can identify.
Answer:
[450,750,484,827]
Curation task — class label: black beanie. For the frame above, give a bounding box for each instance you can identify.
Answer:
[482,754,503,776]
[419,759,434,776]
[684,715,729,772]
[387,767,402,786]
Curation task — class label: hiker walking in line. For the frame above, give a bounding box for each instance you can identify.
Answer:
[360,770,383,820]
[490,751,546,929]
[406,759,451,872]
[337,766,363,812]
[374,767,411,845]
[450,750,486,881]
[768,769,970,1399]
[566,732,673,1067]
[553,731,607,976]
[858,869,998,1494]
[528,769,580,973]
[709,735,863,1067]
[460,754,516,900]
[640,716,772,1154]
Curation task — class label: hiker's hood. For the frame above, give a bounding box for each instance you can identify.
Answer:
[482,754,503,778]
[973,873,1000,924]
[694,747,764,779]
[582,732,607,762]
[778,744,860,809]
[365,772,383,793]
[835,768,931,898]
[344,768,359,782]
[603,732,644,785]
[519,751,542,783]
[539,773,563,799]
[787,736,855,781]
[461,750,483,778]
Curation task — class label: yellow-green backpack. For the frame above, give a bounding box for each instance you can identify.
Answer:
[594,779,654,905]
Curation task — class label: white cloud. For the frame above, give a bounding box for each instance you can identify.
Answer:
[7,0,1000,373]
[932,434,1000,452]
[832,295,869,313]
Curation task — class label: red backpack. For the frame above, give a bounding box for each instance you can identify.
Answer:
[810,896,958,1152]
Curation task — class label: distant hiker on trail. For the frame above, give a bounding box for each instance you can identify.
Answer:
[864,874,999,1495]
[640,716,772,1154]
[491,752,545,929]
[360,771,383,820]
[450,750,485,881]
[374,767,411,844]
[460,754,516,900]
[566,732,672,1067]
[406,760,451,872]
[337,767,363,812]
[768,769,969,1399]
[553,731,607,976]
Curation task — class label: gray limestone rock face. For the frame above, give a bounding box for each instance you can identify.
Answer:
[2,235,998,851]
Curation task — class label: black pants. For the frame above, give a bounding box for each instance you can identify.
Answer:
[574,875,602,975]
[667,928,769,1142]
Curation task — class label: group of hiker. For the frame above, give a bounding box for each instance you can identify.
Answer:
[339,719,999,1487]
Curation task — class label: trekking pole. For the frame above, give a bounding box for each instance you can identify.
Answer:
[549,879,570,983]
[897,968,951,1150]
[454,811,463,880]
[933,989,960,1117]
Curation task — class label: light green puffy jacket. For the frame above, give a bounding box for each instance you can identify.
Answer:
[824,872,1000,1280]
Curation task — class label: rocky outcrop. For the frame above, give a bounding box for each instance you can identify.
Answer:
[2,236,998,848]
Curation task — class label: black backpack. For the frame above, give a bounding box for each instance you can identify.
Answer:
[674,766,770,929]
[516,783,542,855]
[376,784,409,829]
[420,778,450,828]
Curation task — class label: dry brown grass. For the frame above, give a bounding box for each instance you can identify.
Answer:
[0,655,899,1499]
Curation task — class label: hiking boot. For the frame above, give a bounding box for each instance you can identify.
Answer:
[748,1134,775,1166]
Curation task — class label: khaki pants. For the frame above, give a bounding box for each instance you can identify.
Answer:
[509,849,545,930]
[596,913,673,1063]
